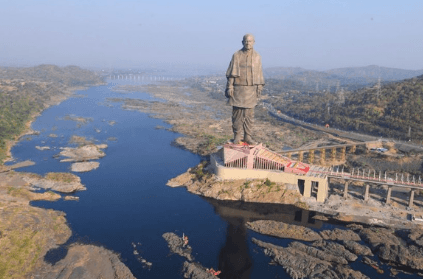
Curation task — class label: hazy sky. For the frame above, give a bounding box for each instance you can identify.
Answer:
[1,0,422,71]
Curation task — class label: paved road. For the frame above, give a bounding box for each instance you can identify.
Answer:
[263,102,423,153]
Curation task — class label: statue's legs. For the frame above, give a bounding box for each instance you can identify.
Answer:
[232,107,255,144]
[232,107,244,143]
[243,108,255,144]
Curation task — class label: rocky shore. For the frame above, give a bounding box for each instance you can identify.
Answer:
[167,162,307,208]
[249,220,423,278]
[0,166,136,278]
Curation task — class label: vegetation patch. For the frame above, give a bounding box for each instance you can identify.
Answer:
[45,172,79,183]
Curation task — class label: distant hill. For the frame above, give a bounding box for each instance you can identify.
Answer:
[325,65,423,82]
[271,74,423,141]
[264,65,423,94]
[0,64,103,86]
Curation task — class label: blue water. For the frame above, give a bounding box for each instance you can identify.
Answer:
[8,81,415,278]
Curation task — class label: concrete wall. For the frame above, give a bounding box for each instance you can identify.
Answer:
[211,154,328,202]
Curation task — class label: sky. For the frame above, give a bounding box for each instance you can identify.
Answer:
[1,0,422,71]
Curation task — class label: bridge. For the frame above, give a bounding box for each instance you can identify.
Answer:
[107,75,182,81]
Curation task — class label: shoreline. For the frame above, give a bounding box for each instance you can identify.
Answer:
[3,83,104,163]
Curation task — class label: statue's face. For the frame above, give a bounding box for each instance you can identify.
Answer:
[242,36,255,50]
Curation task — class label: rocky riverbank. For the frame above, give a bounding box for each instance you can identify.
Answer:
[167,161,307,208]
[0,168,134,278]
[250,220,423,278]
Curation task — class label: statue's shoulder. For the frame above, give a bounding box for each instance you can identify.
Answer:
[252,49,262,58]
[233,49,243,57]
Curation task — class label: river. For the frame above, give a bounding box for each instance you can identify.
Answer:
[8,80,413,278]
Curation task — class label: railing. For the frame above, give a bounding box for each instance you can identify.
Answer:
[322,166,423,188]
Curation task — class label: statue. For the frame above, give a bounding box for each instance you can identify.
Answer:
[225,34,265,145]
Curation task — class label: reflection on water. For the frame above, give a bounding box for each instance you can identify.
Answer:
[205,198,323,229]
[205,198,325,278]
[218,217,252,279]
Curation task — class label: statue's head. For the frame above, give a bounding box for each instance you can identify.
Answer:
[242,34,255,51]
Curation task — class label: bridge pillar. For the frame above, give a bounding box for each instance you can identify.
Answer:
[409,190,415,208]
[343,181,349,199]
[331,147,336,161]
[299,151,304,162]
[341,147,346,161]
[386,186,392,204]
[364,184,370,201]
[309,149,315,164]
[350,145,356,153]
[287,152,292,159]
[320,149,326,165]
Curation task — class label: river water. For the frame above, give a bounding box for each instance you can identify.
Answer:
[8,81,413,278]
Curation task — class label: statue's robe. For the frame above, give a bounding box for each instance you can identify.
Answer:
[226,49,265,108]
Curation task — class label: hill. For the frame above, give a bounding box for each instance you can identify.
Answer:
[264,65,423,94]
[269,74,423,141]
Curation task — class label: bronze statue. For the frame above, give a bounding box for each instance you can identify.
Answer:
[225,34,265,145]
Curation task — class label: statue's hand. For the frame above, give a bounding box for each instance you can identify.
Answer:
[225,87,233,98]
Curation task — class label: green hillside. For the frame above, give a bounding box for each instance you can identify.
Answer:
[0,65,103,163]
[270,75,423,141]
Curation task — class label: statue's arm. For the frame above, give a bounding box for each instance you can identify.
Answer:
[225,78,234,98]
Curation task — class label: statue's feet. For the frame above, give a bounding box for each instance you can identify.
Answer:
[232,134,243,145]
[244,136,257,145]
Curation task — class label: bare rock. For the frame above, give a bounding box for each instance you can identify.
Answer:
[182,262,217,279]
[252,238,369,279]
[23,173,86,193]
[246,220,322,242]
[58,144,107,162]
[289,241,348,265]
[63,196,79,201]
[312,240,358,262]
[41,244,136,279]
[35,146,51,151]
[166,172,193,187]
[342,240,374,256]
[360,227,400,250]
[319,228,361,241]
[361,227,423,271]
[71,162,100,172]
[378,244,423,270]
[162,232,193,261]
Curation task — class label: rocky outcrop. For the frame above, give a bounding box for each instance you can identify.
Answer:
[71,161,100,172]
[342,240,373,256]
[319,228,361,241]
[40,244,136,279]
[252,238,369,279]
[58,144,107,162]
[162,232,193,261]
[182,262,217,279]
[311,240,358,262]
[167,162,304,205]
[35,146,50,151]
[246,220,322,241]
[360,227,423,271]
[23,173,86,193]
